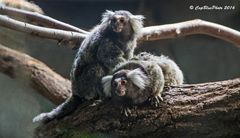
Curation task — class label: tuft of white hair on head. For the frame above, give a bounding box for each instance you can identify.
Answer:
[101,10,115,23]
[129,14,145,35]
[102,75,113,97]
[127,68,149,90]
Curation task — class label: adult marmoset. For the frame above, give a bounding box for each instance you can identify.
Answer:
[33,10,144,123]
[102,60,165,116]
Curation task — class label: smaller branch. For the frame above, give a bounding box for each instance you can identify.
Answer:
[0,0,43,14]
[0,5,89,34]
[0,15,86,48]
[140,19,240,48]
[1,16,240,49]
[0,44,71,104]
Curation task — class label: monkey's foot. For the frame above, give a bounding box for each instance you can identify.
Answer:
[120,107,132,117]
[33,112,54,124]
[164,85,172,91]
[149,95,163,107]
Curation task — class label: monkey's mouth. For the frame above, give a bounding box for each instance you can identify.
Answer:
[113,25,123,33]
[116,89,126,96]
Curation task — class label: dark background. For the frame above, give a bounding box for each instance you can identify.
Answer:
[0,0,239,137]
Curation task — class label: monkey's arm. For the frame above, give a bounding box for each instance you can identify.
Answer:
[97,43,126,70]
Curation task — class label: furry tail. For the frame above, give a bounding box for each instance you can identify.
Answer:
[33,96,83,124]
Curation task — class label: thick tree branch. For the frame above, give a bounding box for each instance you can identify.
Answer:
[0,44,71,104]
[0,5,89,34]
[0,15,86,48]
[35,78,240,137]
[139,19,240,48]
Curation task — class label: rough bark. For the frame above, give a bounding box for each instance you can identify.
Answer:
[35,78,240,138]
[0,44,71,104]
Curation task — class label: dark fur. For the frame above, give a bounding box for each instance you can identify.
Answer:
[33,10,144,123]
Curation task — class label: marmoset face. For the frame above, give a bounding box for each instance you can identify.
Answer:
[102,68,149,99]
[110,11,131,33]
[111,70,130,96]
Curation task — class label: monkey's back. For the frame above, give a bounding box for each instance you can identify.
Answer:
[133,52,184,86]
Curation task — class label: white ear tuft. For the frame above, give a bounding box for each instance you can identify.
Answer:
[102,75,113,97]
[130,15,145,34]
[127,68,149,90]
[132,15,145,22]
[101,10,114,23]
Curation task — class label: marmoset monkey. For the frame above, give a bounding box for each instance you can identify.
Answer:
[102,53,184,116]
[33,10,144,123]
[102,60,165,116]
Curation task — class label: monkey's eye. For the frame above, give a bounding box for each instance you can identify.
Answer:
[121,80,127,85]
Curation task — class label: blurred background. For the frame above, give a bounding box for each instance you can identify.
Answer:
[0,0,240,137]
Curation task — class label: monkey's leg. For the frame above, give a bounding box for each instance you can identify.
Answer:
[33,95,83,124]
[148,63,164,107]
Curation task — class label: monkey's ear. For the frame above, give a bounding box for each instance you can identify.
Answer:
[102,75,113,97]
[127,68,149,90]
[129,15,145,34]
[131,15,145,22]
[101,10,115,23]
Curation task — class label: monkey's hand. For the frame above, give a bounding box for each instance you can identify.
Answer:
[33,112,54,124]
[120,106,132,117]
[149,95,163,107]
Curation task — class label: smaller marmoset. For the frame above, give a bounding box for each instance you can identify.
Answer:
[102,60,165,116]
[102,53,183,116]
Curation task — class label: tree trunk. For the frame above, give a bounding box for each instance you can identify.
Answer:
[34,78,240,138]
